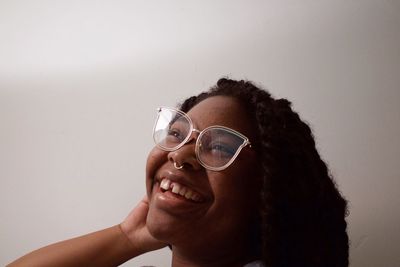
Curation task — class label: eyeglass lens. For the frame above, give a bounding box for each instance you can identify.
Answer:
[196,128,245,168]
[153,108,247,169]
[153,109,191,149]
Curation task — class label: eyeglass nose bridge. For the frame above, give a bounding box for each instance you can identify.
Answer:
[182,128,201,146]
[169,128,202,170]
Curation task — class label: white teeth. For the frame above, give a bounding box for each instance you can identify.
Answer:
[171,183,181,194]
[184,190,193,199]
[159,178,202,202]
[160,179,171,190]
[178,187,187,196]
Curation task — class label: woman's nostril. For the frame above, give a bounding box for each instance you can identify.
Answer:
[167,147,202,171]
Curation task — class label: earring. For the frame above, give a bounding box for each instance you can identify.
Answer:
[173,161,184,170]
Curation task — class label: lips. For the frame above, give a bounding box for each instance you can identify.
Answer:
[160,178,204,202]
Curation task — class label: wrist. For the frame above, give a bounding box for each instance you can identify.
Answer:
[114,224,143,258]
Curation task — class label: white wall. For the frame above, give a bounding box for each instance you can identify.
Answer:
[1,1,399,266]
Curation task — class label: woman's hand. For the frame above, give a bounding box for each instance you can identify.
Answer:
[120,196,167,254]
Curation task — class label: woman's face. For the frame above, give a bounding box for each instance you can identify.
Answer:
[145,95,260,252]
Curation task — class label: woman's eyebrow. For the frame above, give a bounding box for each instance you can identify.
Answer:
[170,116,188,125]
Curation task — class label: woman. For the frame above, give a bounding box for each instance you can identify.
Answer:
[8,78,349,267]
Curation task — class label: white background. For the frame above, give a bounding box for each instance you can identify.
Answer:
[1,1,399,266]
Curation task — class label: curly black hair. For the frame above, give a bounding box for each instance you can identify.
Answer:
[178,78,349,267]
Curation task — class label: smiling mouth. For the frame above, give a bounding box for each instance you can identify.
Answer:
[159,178,204,203]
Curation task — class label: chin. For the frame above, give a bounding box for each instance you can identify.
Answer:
[146,207,178,243]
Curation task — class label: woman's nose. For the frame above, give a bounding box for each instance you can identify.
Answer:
[167,142,202,171]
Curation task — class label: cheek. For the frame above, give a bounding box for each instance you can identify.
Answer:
[210,172,247,208]
[206,175,255,236]
[210,164,260,215]
[145,147,168,196]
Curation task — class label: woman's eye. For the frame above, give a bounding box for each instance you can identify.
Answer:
[210,143,235,156]
[168,129,180,137]
[167,128,184,142]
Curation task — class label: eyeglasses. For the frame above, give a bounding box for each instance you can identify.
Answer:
[153,107,252,171]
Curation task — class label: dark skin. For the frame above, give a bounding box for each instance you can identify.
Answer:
[146,96,261,266]
[8,96,262,267]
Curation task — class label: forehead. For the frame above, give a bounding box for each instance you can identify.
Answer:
[186,96,256,139]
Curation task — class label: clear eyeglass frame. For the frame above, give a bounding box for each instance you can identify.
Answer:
[152,107,252,171]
